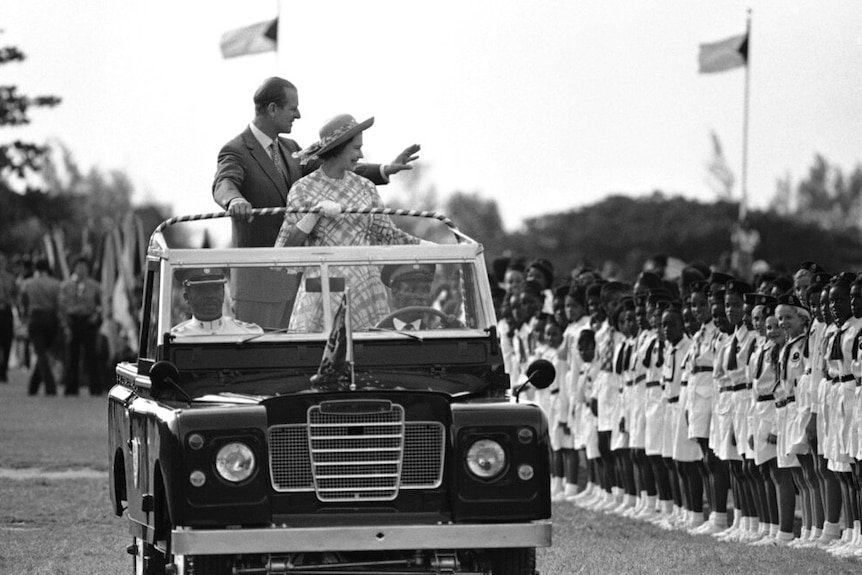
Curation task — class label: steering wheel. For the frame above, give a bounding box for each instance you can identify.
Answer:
[374,306,452,329]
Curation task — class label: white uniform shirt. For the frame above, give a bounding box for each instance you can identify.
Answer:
[171,316,263,336]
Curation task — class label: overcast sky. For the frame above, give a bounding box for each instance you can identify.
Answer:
[6,1,862,230]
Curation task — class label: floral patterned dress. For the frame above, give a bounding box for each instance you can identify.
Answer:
[275,168,418,331]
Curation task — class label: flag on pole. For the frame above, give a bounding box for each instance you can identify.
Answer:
[698,32,748,74]
[310,290,354,389]
[220,18,278,59]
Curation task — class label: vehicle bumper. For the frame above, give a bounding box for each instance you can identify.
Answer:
[171,521,552,555]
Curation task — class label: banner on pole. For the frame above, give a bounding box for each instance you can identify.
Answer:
[698,32,748,74]
[220,18,278,59]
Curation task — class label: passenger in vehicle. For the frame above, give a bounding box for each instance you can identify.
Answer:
[213,77,418,331]
[377,264,463,330]
[275,114,428,332]
[171,271,263,336]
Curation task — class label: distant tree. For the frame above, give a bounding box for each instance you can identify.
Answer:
[444,191,507,254]
[769,171,794,216]
[510,193,862,281]
[0,45,61,185]
[782,153,862,230]
[0,42,62,254]
[39,142,175,257]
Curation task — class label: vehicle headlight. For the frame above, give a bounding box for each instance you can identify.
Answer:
[215,442,256,483]
[465,439,506,480]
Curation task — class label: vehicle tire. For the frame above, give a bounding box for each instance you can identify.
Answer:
[489,548,536,575]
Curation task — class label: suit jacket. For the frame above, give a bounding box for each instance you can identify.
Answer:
[212,127,388,303]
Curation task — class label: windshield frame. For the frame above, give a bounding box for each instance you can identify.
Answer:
[156,243,495,346]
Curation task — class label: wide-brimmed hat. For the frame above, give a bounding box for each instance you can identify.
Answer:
[294,113,374,164]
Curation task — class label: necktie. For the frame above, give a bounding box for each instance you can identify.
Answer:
[830,328,844,361]
[270,140,288,181]
[601,333,614,371]
[727,335,739,370]
[755,346,765,378]
[623,342,633,371]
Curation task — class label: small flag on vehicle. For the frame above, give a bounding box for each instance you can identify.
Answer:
[311,290,354,389]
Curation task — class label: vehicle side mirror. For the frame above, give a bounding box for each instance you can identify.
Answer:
[513,359,556,403]
[149,361,184,401]
[525,359,555,389]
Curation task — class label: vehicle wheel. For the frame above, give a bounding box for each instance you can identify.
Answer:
[489,548,536,575]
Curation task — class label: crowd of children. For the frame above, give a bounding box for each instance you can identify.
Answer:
[497,257,862,557]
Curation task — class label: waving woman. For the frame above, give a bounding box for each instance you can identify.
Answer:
[275,114,424,331]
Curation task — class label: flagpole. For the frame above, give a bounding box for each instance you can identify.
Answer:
[739,9,752,222]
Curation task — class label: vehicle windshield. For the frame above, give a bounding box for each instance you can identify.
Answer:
[168,259,482,339]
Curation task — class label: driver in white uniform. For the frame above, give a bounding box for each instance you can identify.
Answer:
[171,270,263,336]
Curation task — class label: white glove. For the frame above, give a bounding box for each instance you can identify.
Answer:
[315,200,342,219]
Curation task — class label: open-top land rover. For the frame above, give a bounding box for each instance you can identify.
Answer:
[108,208,553,574]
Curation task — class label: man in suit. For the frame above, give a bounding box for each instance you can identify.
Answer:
[212,77,419,329]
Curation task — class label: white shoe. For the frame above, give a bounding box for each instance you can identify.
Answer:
[574,490,601,508]
[570,484,595,502]
[738,530,765,543]
[621,504,640,518]
[614,501,636,515]
[688,521,713,535]
[581,491,608,510]
[633,506,658,521]
[712,525,737,539]
[694,522,726,536]
[791,537,818,549]
[562,484,579,501]
[752,535,791,547]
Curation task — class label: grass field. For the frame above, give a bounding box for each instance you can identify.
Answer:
[1,366,860,574]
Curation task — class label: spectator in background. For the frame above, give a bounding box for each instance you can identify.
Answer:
[526,258,555,314]
[59,256,102,396]
[12,255,33,370]
[644,254,669,281]
[573,267,602,290]
[21,258,61,396]
[491,256,510,291]
[0,252,17,383]
[503,262,526,295]
[770,275,794,298]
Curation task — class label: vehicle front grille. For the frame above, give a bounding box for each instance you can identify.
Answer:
[268,403,445,501]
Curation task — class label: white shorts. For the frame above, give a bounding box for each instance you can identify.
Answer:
[714,390,741,461]
[644,385,665,456]
[752,398,777,465]
[776,402,800,469]
[687,372,714,440]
